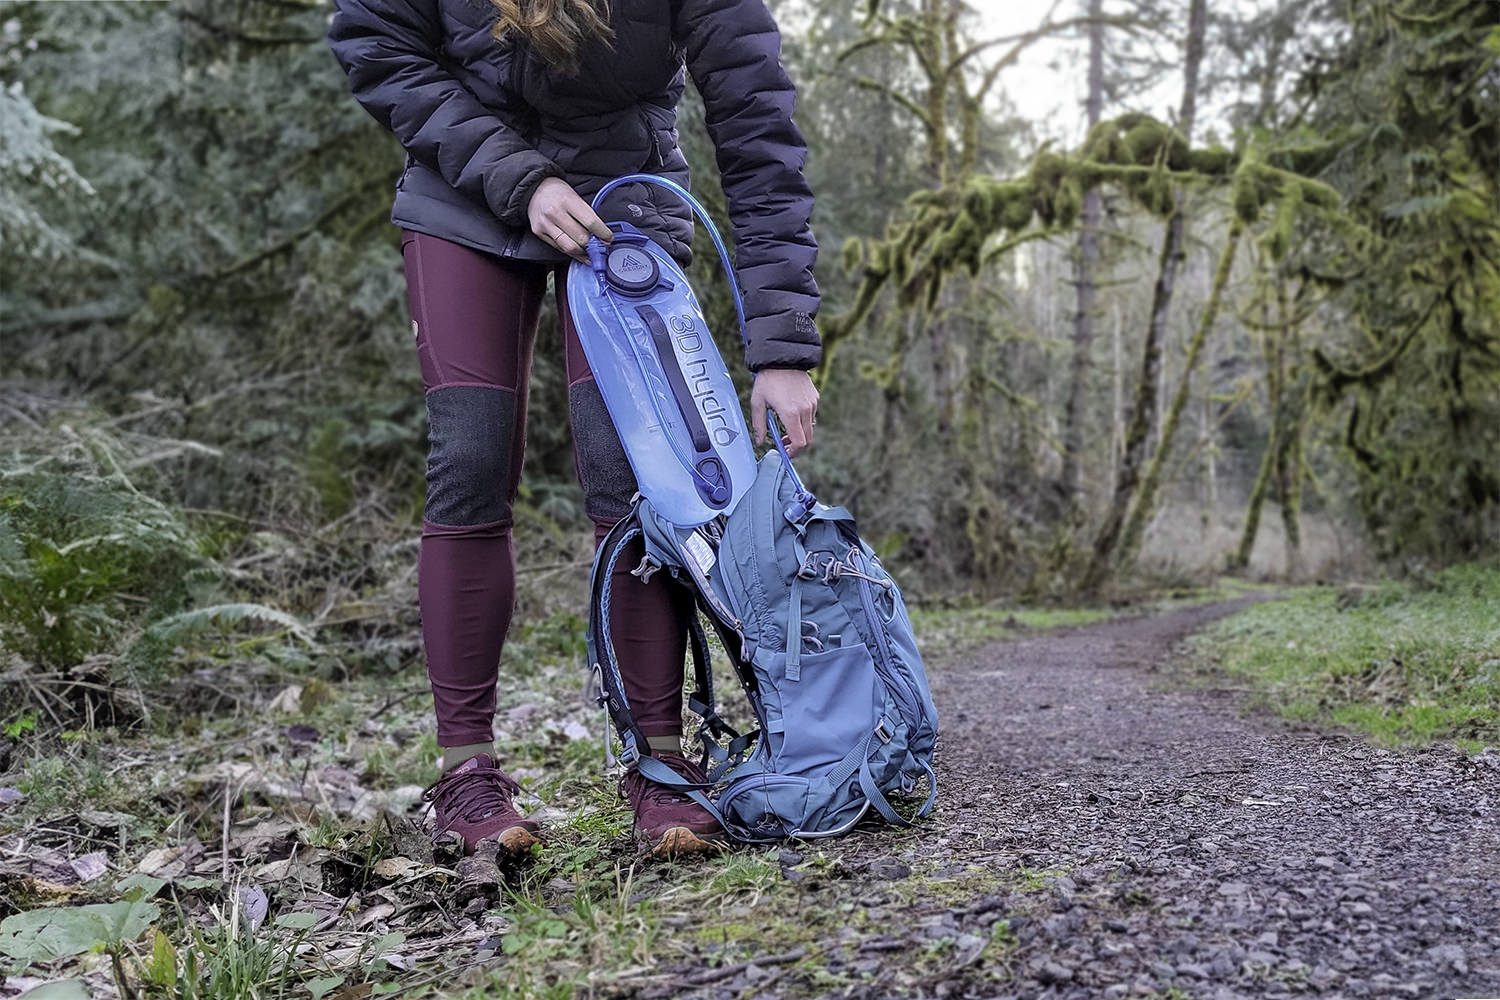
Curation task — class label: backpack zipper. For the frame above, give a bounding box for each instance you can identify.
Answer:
[854,557,926,729]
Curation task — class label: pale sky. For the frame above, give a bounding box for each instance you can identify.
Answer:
[977,0,1261,145]
[979,0,1090,139]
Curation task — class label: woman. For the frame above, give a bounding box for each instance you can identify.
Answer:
[326,0,822,858]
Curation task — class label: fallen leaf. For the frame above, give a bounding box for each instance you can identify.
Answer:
[74,810,130,830]
[136,846,187,878]
[371,857,417,880]
[67,853,108,884]
[237,886,268,932]
[354,904,395,929]
[253,857,323,889]
[267,685,304,715]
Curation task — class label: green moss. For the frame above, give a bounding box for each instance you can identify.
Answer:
[840,235,865,274]
[1080,117,1127,163]
[1232,168,1265,225]
[1189,145,1236,176]
[1122,118,1190,170]
[1054,176,1084,228]
[1259,190,1300,261]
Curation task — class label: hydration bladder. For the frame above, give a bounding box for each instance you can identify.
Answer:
[566,174,811,527]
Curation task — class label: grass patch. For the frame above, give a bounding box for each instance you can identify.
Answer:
[1186,563,1500,749]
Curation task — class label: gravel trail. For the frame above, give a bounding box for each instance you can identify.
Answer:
[908,599,1500,999]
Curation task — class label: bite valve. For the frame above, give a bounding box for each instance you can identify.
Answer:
[586,235,609,272]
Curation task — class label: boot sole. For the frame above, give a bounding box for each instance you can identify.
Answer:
[435,824,542,857]
[495,825,542,855]
[646,826,726,859]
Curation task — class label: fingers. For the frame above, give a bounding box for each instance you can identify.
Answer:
[750,369,819,457]
[529,180,611,261]
[583,212,613,243]
[552,219,592,261]
[779,407,810,457]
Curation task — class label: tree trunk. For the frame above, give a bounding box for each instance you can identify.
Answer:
[1233,274,1286,572]
[1118,219,1245,567]
[1276,286,1305,579]
[1058,0,1106,506]
[1234,424,1278,571]
[1200,331,1217,538]
[1281,419,1305,578]
[1110,300,1123,488]
[1080,0,1208,592]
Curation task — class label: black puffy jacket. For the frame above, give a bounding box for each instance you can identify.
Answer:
[326,0,821,371]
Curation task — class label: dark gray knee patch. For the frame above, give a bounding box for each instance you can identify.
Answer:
[424,385,517,526]
[569,380,637,521]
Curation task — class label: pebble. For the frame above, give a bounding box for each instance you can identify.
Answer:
[1426,943,1468,974]
[1036,960,1074,984]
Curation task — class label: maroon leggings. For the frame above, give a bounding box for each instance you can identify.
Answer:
[400,229,691,747]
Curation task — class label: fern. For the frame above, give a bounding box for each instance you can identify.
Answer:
[123,602,312,674]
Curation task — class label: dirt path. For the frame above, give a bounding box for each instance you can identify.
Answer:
[689,600,1500,999]
[911,599,1500,999]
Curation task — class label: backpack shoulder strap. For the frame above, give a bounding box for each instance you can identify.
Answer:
[587,516,653,766]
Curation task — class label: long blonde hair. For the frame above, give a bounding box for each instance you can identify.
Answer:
[488,0,614,76]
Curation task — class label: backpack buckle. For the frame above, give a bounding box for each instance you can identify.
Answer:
[619,731,641,767]
[874,718,894,744]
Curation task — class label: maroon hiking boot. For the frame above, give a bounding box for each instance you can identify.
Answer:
[619,752,725,858]
[421,753,541,856]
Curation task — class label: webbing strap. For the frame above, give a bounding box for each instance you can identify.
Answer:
[587,518,652,766]
[786,575,804,682]
[858,756,911,828]
[914,757,938,818]
[825,731,875,789]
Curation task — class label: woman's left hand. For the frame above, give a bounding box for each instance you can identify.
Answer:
[750,368,819,457]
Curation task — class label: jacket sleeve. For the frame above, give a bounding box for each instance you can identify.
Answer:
[675,0,822,372]
[326,0,561,227]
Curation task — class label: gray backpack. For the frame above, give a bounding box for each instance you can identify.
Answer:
[587,452,939,841]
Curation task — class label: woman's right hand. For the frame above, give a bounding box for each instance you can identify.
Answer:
[528,177,612,262]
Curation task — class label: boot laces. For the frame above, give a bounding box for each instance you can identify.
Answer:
[422,764,521,822]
